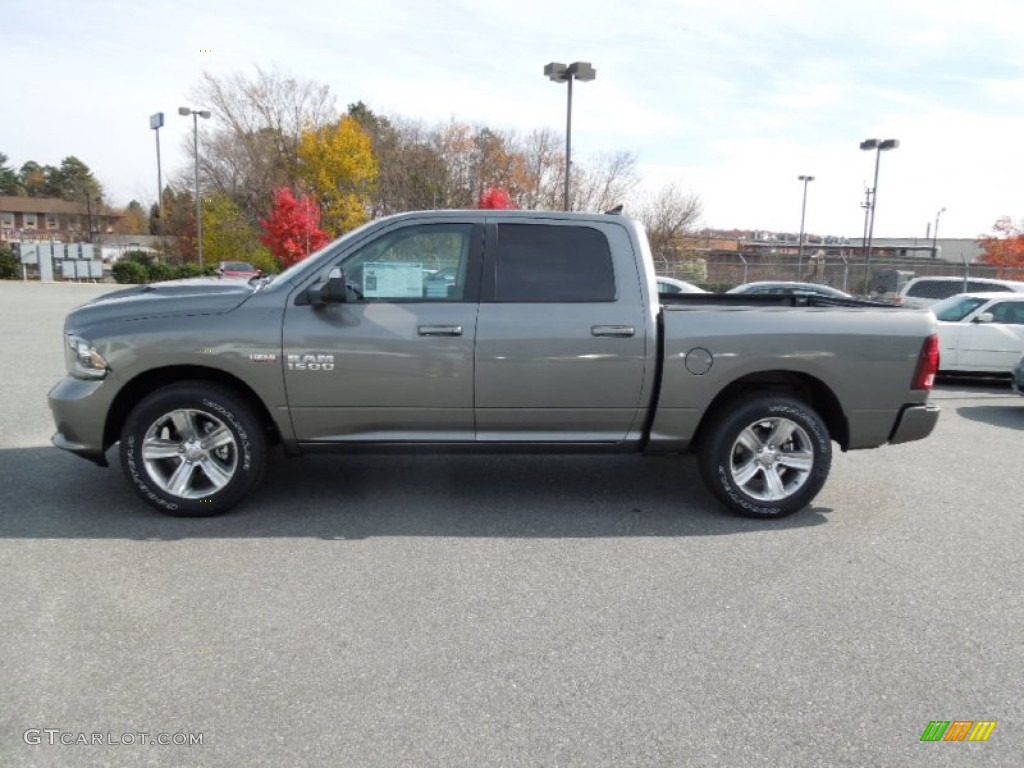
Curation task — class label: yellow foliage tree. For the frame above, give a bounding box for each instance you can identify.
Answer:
[201,194,276,272]
[297,116,378,236]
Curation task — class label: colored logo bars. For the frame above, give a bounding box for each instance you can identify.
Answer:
[920,721,997,742]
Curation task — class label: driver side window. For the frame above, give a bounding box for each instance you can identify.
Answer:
[341,224,474,301]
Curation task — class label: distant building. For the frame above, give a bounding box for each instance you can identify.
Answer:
[847,237,984,264]
[695,227,984,264]
[0,195,120,244]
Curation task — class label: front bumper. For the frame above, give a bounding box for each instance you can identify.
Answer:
[888,402,941,445]
[48,376,113,467]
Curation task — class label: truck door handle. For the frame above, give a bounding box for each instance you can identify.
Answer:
[418,324,463,337]
[591,325,635,338]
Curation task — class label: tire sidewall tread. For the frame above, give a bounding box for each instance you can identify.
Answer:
[698,395,832,519]
[119,382,267,517]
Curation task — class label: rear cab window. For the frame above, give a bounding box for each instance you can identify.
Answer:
[490,223,616,302]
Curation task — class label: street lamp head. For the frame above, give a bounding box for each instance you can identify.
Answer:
[568,62,596,81]
[860,139,879,151]
[799,175,815,182]
[197,110,212,119]
[544,62,568,81]
[178,106,192,116]
[879,139,899,151]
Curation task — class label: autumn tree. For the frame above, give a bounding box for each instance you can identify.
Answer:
[189,66,337,222]
[49,156,104,202]
[19,161,48,196]
[348,105,447,215]
[979,217,1024,277]
[634,182,705,281]
[515,128,565,210]
[297,116,378,236]
[113,200,149,235]
[151,186,197,261]
[259,187,329,268]
[477,187,516,209]
[0,153,22,195]
[637,183,704,262]
[202,194,274,270]
[571,150,640,213]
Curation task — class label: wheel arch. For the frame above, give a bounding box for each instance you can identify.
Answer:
[104,365,282,452]
[692,370,849,451]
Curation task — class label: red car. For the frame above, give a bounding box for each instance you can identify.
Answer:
[217,261,261,280]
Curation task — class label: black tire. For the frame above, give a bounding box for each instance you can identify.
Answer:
[697,395,831,519]
[119,382,267,517]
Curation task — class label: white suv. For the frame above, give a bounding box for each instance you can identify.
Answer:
[897,276,1024,308]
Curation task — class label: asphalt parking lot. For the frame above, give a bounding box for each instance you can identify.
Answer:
[0,280,1021,767]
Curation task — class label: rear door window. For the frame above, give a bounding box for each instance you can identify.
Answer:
[491,224,615,302]
[907,280,965,300]
[966,281,1009,294]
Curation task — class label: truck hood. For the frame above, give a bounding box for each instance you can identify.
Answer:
[65,278,256,331]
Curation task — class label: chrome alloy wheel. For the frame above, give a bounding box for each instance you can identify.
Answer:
[728,416,814,502]
[140,408,238,498]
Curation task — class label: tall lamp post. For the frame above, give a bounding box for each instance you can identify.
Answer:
[859,138,899,292]
[178,106,211,269]
[797,174,815,276]
[931,206,946,258]
[149,112,164,248]
[543,61,596,211]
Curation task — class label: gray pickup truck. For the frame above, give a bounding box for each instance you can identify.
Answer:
[49,210,940,519]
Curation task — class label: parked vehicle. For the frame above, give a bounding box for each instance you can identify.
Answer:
[931,292,1024,374]
[898,276,1024,308]
[1013,354,1024,396]
[217,261,261,280]
[656,276,707,294]
[49,210,940,520]
[726,281,852,299]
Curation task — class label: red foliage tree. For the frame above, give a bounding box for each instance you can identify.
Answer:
[476,186,517,210]
[979,216,1024,278]
[259,187,329,268]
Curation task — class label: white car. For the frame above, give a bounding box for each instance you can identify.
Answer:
[656,276,707,294]
[932,292,1024,374]
[898,276,1024,308]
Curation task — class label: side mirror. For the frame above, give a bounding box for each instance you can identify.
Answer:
[306,267,348,306]
[974,312,994,324]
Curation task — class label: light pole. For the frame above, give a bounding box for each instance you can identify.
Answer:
[859,138,899,292]
[931,206,946,258]
[178,106,211,268]
[797,174,814,276]
[149,112,164,248]
[544,61,596,211]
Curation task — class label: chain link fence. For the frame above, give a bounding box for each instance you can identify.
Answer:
[656,251,1024,297]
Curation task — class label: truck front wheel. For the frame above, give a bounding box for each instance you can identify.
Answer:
[119,383,267,517]
[698,396,831,519]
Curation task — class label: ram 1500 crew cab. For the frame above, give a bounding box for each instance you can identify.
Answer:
[49,210,940,519]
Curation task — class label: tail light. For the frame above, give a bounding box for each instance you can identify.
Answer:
[911,333,940,390]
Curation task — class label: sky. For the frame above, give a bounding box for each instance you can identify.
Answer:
[5,0,1024,239]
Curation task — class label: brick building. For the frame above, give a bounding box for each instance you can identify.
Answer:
[0,195,120,244]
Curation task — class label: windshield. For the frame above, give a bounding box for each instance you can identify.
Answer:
[932,295,987,322]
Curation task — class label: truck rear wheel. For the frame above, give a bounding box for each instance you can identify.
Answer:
[119,382,267,517]
[698,395,831,519]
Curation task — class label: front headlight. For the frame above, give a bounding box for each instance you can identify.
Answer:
[65,334,109,379]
